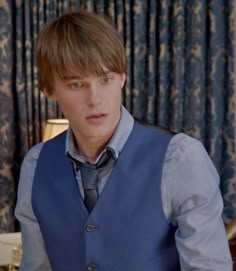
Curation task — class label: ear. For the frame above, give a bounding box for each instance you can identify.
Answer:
[42,88,57,101]
[121,73,126,88]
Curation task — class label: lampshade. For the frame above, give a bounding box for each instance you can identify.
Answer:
[43,119,69,141]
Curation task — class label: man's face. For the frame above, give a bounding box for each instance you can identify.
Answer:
[50,71,126,144]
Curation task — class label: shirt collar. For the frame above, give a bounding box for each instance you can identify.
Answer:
[65,105,134,164]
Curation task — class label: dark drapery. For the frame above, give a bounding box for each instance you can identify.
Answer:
[0,0,235,232]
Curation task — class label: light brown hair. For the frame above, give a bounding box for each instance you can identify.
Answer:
[35,11,127,95]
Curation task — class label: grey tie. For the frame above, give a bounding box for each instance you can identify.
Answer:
[79,151,115,213]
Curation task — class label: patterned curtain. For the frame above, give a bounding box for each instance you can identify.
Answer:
[0,0,235,232]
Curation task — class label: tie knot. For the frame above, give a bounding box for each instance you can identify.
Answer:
[80,150,115,189]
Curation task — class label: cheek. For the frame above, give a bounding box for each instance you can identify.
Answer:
[56,91,83,106]
[56,96,79,115]
[56,96,69,109]
[106,87,121,102]
[109,92,122,111]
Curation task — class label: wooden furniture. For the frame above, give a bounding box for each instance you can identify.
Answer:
[229,239,236,270]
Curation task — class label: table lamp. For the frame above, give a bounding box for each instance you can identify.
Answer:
[43,119,69,141]
[0,232,22,270]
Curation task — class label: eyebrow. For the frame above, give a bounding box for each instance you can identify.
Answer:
[62,72,112,81]
[62,76,82,80]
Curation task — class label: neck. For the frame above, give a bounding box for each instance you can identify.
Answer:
[76,137,109,163]
[72,123,118,163]
[72,112,121,163]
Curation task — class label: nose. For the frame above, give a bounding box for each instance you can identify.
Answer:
[87,84,101,107]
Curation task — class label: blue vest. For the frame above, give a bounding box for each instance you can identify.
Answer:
[32,123,180,271]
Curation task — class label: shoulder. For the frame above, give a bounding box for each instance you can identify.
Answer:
[133,121,173,142]
[164,132,219,183]
[19,142,45,183]
[163,133,220,210]
[165,133,211,166]
[22,142,45,165]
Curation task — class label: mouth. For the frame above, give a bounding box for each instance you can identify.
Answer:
[86,113,108,124]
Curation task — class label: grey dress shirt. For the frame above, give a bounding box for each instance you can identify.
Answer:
[15,106,232,270]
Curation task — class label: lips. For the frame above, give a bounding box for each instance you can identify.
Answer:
[86,113,108,124]
[86,113,107,119]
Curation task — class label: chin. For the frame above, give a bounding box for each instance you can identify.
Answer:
[88,126,115,138]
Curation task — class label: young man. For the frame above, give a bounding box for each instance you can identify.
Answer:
[15,11,232,271]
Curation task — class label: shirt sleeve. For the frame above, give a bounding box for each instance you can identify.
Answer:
[15,143,52,271]
[162,133,233,271]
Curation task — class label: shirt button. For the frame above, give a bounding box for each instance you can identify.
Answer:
[86,224,95,232]
[87,264,96,271]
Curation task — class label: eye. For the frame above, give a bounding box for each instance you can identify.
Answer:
[101,77,112,85]
[69,82,83,89]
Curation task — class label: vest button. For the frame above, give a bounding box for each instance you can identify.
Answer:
[86,224,95,232]
[87,264,96,271]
